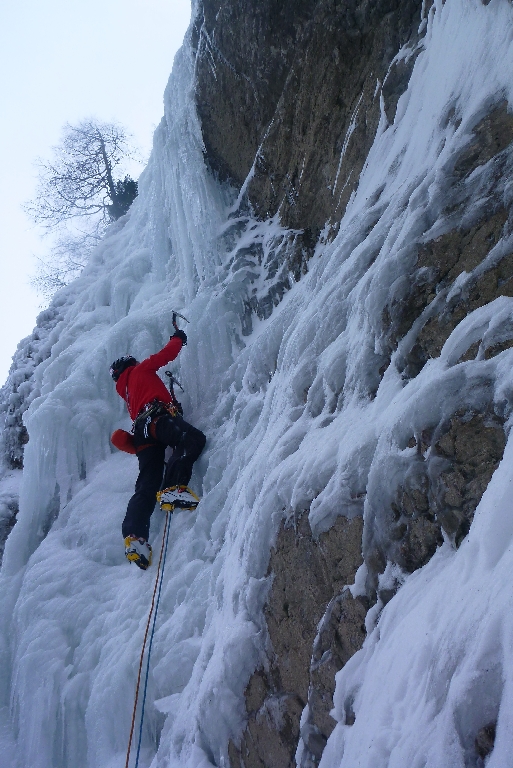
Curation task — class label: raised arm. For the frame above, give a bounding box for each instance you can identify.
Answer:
[137,335,184,374]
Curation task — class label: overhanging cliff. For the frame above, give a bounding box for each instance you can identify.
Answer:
[194,0,422,234]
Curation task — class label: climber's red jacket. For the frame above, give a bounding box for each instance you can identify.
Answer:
[115,337,183,420]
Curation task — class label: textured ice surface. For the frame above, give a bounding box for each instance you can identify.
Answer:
[2,0,513,766]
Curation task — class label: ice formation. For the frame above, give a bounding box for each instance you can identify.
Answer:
[1,0,513,766]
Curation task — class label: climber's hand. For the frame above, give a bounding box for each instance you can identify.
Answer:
[171,329,187,346]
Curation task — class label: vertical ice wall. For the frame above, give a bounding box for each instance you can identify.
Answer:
[1,1,513,767]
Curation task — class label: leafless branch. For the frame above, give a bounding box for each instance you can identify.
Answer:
[25,118,137,231]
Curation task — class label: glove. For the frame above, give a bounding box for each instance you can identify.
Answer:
[171,329,187,346]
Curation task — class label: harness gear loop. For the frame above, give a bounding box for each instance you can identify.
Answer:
[132,400,178,436]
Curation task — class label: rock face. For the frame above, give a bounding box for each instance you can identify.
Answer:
[385,102,513,383]
[191,4,513,767]
[361,103,513,599]
[0,306,63,471]
[0,492,18,566]
[475,721,496,761]
[364,409,506,603]
[194,0,423,235]
[0,306,63,563]
[228,514,364,768]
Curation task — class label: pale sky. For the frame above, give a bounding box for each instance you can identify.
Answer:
[0,0,191,384]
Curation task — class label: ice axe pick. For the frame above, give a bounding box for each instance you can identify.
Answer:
[172,311,190,332]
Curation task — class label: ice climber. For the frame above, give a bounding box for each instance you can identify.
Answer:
[109,328,206,570]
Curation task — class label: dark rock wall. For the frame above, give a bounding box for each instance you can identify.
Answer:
[194,0,423,234]
[364,409,507,602]
[356,102,513,664]
[385,103,513,383]
[228,514,364,768]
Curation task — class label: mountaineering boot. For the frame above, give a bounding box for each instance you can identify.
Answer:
[157,485,200,512]
[124,536,152,570]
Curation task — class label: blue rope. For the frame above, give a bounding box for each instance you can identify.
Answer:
[134,515,172,768]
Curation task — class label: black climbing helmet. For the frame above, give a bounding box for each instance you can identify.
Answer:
[109,356,137,382]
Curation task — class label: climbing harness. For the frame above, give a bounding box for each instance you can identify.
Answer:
[132,400,178,438]
[125,511,172,768]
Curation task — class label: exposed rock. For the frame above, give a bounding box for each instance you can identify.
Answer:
[453,101,513,181]
[432,411,506,544]
[364,408,506,598]
[237,226,319,335]
[195,0,423,233]
[403,208,512,377]
[229,513,364,768]
[0,498,17,565]
[193,0,318,190]
[0,305,63,470]
[382,49,420,124]
[381,102,513,382]
[358,105,513,599]
[229,405,503,765]
[382,205,512,380]
[475,721,496,760]
[300,591,367,765]
[228,684,304,768]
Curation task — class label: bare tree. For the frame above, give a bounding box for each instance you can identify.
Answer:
[25,118,139,299]
[30,231,101,301]
[26,119,138,230]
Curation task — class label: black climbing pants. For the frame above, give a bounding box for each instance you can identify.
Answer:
[122,412,206,540]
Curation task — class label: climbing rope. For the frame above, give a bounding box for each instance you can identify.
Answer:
[125,512,172,768]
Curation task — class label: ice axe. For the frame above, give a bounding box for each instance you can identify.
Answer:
[164,370,185,416]
[165,371,184,392]
[172,310,189,332]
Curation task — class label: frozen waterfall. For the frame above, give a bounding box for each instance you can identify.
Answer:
[1,0,513,766]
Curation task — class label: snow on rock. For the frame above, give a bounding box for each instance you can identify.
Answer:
[0,305,66,471]
[323,428,513,768]
[1,0,513,767]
